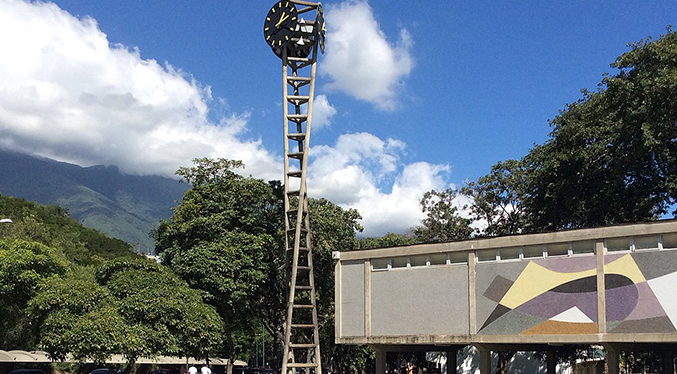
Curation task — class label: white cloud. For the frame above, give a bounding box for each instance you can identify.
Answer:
[311,94,336,130]
[308,133,451,237]
[322,1,414,111]
[0,0,281,180]
[0,1,453,238]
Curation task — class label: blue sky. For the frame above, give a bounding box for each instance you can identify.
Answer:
[0,0,675,236]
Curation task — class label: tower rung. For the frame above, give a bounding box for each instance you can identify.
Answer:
[287,227,308,233]
[288,56,310,62]
[287,170,302,177]
[287,190,300,196]
[288,76,312,83]
[288,133,306,140]
[287,95,310,103]
[287,77,311,87]
[295,285,312,290]
[293,304,314,309]
[291,324,315,328]
[296,266,311,271]
[290,343,317,349]
[288,114,308,121]
[286,363,318,369]
[288,152,304,159]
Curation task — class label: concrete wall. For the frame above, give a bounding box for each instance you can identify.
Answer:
[339,260,365,337]
[335,220,677,345]
[370,265,469,336]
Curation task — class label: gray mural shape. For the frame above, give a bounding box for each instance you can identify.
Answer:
[482,275,514,303]
[610,316,677,333]
[632,251,677,280]
[478,308,544,335]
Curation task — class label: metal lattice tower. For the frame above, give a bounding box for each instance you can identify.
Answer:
[268,2,324,374]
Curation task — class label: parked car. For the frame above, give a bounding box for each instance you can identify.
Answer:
[89,368,121,374]
[9,369,47,374]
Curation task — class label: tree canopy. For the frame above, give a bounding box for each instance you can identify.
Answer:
[454,30,677,237]
[154,158,367,374]
[29,257,223,367]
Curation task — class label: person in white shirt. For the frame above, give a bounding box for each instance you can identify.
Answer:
[201,366,211,374]
[188,367,198,374]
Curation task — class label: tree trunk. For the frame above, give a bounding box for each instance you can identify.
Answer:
[122,359,137,374]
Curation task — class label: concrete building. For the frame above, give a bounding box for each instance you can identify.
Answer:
[334,220,677,374]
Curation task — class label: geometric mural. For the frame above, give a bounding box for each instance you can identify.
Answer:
[477,250,677,335]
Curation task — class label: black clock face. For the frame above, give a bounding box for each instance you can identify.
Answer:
[263,1,298,49]
[316,5,326,54]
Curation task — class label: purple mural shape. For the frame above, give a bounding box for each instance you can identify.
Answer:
[625,282,668,320]
[516,290,598,322]
[537,256,598,273]
[605,283,639,321]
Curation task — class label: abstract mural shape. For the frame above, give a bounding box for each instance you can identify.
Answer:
[482,275,513,303]
[538,256,597,273]
[479,309,545,336]
[605,254,646,284]
[605,281,639,321]
[646,270,677,328]
[550,275,597,293]
[478,249,677,336]
[521,320,598,335]
[516,287,597,322]
[632,251,677,280]
[610,316,677,334]
[479,304,511,331]
[625,282,668,320]
[551,306,594,323]
[499,261,596,309]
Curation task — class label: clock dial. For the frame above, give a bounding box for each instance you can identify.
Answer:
[316,5,326,54]
[263,1,298,50]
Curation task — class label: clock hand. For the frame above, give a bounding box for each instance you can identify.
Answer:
[275,12,289,28]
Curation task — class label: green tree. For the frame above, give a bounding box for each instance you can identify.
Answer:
[29,257,223,369]
[0,239,69,349]
[524,29,677,231]
[154,158,373,374]
[154,158,282,374]
[461,159,530,236]
[413,189,473,243]
[0,194,134,266]
[358,233,417,249]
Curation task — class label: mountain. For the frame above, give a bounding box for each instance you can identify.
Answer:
[0,149,188,253]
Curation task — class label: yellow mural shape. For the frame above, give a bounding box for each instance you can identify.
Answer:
[499,262,596,309]
[499,254,646,310]
[605,254,646,284]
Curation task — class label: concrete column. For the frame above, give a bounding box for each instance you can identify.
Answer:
[375,347,386,374]
[595,240,607,334]
[546,349,556,374]
[603,344,619,374]
[445,348,458,374]
[662,350,675,374]
[476,346,491,374]
[468,252,477,335]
